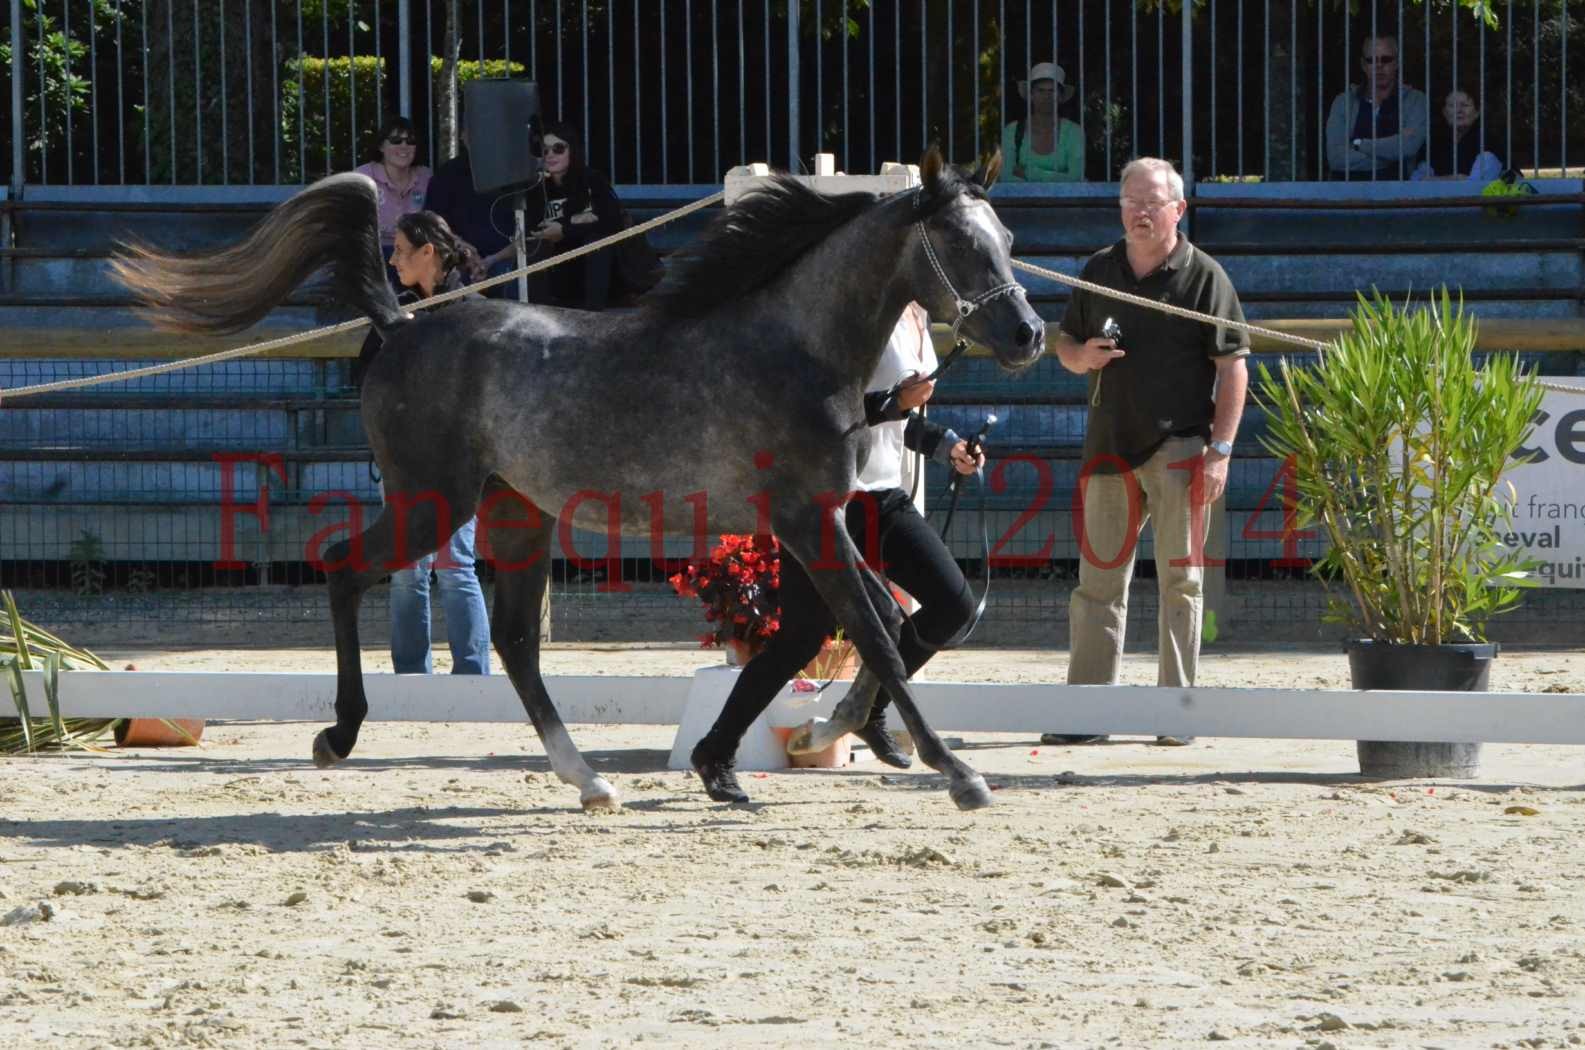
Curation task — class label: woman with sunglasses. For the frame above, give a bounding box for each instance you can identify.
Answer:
[528,121,625,310]
[355,116,434,253]
[354,210,492,678]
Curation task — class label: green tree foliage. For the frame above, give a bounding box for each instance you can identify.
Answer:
[279,55,524,179]
[2,0,1575,186]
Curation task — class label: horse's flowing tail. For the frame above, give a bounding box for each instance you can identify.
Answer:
[110,173,406,337]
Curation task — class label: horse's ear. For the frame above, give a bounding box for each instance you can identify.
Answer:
[974,149,1003,191]
[920,146,945,191]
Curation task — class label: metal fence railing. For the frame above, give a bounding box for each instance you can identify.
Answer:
[6,1,1583,192]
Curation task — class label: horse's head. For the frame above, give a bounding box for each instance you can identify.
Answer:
[911,148,1045,370]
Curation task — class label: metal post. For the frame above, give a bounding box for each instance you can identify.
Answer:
[398,0,413,119]
[1181,0,1193,187]
[787,0,799,171]
[10,0,24,194]
[514,196,529,302]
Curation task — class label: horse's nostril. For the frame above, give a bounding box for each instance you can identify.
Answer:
[1017,320,1042,350]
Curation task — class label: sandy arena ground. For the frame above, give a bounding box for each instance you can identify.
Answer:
[5,645,1585,1049]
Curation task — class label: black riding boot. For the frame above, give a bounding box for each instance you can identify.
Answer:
[690,735,750,804]
[855,704,912,769]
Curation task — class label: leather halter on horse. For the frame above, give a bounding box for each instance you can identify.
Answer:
[913,186,1027,345]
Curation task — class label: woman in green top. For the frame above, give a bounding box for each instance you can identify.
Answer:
[1000,61,1085,182]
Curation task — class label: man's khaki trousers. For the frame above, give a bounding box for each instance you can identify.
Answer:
[1068,436,1210,688]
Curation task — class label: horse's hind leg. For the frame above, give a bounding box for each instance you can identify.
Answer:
[314,478,476,767]
[777,511,993,811]
[485,493,619,812]
[313,508,403,766]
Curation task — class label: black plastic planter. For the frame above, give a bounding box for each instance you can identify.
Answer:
[1345,639,1498,778]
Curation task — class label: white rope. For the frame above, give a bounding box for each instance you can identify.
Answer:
[1011,257,1585,396]
[0,190,727,402]
[1010,257,1332,351]
[3,190,1579,400]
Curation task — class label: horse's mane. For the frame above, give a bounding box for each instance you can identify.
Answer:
[643,176,878,318]
[640,159,996,318]
[643,164,990,318]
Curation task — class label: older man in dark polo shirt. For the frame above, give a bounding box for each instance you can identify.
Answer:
[1043,156,1249,748]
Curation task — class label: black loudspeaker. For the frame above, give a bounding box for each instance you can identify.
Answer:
[464,79,543,194]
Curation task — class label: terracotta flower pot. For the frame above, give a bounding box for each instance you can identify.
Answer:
[770,725,852,769]
[800,638,858,681]
[724,638,761,667]
[115,718,205,748]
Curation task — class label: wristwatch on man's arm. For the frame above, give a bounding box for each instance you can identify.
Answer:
[1208,439,1234,457]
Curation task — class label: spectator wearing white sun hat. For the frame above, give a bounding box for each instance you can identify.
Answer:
[1001,61,1085,182]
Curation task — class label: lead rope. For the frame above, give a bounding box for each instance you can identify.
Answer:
[0,190,727,402]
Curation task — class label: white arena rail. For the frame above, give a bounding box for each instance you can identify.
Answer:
[17,668,1585,746]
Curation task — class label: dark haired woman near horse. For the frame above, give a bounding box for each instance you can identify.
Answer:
[363,211,493,679]
[111,148,1045,812]
[691,302,984,804]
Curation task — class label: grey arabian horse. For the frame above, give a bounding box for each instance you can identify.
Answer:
[112,148,1045,812]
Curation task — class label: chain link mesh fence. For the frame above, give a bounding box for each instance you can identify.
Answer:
[6,348,1585,650]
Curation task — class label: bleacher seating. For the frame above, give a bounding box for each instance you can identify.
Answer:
[2,178,1582,573]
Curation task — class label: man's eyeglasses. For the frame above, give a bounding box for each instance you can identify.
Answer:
[385,135,417,146]
[1360,54,1397,67]
[545,141,570,156]
[1119,196,1178,212]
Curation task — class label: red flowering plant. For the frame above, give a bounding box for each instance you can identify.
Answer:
[667,534,783,651]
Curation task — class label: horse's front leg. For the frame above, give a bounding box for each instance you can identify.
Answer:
[776,510,993,811]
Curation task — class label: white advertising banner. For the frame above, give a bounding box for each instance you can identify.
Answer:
[1502,378,1585,588]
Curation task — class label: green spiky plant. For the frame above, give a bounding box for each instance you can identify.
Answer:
[1,590,120,753]
[1256,289,1544,645]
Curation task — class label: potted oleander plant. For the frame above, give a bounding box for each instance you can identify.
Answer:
[1257,290,1543,778]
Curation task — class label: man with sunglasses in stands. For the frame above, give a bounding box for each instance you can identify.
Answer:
[1325,32,1428,180]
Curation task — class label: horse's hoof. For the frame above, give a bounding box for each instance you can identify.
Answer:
[311,730,344,769]
[784,719,820,755]
[580,777,621,813]
[949,775,995,811]
[786,717,847,756]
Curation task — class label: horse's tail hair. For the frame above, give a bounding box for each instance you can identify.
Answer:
[110,172,406,337]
